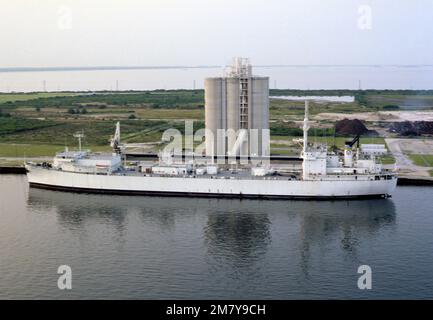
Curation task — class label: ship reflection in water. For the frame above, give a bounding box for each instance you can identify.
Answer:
[25,187,400,299]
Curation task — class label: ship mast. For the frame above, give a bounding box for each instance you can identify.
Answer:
[302,100,310,153]
[73,131,85,152]
[110,122,121,154]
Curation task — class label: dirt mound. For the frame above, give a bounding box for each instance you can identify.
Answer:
[335,119,370,135]
[388,121,433,136]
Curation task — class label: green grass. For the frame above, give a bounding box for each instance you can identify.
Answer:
[3,90,433,113]
[0,90,204,109]
[0,117,57,135]
[378,154,396,164]
[0,143,110,157]
[0,159,26,166]
[135,108,203,120]
[0,143,63,157]
[408,154,433,167]
[8,106,204,122]
[429,170,433,177]
[0,118,184,145]
[270,149,295,155]
[0,92,77,104]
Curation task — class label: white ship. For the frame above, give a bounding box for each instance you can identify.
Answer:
[26,102,397,199]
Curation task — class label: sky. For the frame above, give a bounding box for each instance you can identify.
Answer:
[1,0,432,68]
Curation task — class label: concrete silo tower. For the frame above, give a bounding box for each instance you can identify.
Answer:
[204,58,269,158]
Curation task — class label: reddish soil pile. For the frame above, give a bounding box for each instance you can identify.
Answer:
[335,119,370,135]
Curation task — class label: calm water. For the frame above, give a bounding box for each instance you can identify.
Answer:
[1,65,433,92]
[270,95,355,102]
[0,175,432,299]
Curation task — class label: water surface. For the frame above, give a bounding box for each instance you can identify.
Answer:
[0,175,432,299]
[1,65,432,92]
[270,95,355,102]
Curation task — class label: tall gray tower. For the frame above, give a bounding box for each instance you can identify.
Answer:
[205,58,269,158]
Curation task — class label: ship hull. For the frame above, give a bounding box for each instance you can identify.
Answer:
[26,166,397,200]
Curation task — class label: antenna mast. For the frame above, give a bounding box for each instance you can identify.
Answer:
[73,131,85,152]
[110,122,121,154]
[303,100,310,153]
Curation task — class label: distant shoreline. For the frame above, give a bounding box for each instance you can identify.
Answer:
[1,64,433,73]
[2,89,433,95]
[0,66,221,73]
